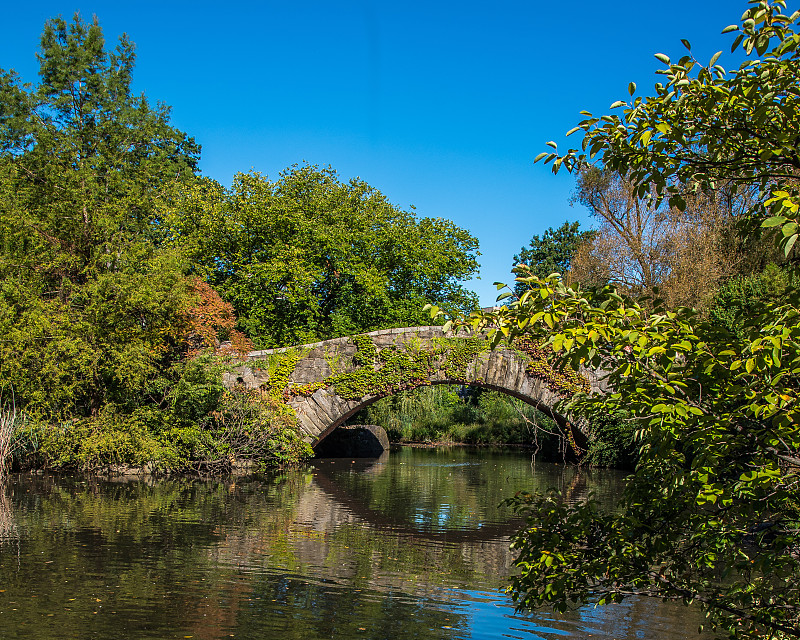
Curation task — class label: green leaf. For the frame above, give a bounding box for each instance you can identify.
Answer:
[654,53,671,64]
[784,233,798,257]
[761,216,787,228]
[781,222,798,237]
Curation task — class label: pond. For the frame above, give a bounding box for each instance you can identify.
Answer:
[0,446,712,639]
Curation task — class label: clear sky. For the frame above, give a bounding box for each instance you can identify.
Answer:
[0,1,780,306]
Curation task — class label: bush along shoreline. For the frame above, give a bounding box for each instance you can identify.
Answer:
[2,279,314,478]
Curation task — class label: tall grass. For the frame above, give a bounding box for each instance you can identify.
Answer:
[0,389,21,478]
[0,390,20,548]
[349,385,566,455]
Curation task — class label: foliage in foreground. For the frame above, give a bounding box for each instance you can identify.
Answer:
[443,3,800,638]
[484,277,800,638]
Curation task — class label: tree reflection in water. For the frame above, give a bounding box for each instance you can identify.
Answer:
[0,448,711,640]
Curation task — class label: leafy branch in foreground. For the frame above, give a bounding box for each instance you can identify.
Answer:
[537,0,800,256]
[455,273,800,639]
[439,2,800,638]
[465,251,800,635]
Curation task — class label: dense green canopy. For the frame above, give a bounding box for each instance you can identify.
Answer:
[164,165,480,348]
[0,15,200,419]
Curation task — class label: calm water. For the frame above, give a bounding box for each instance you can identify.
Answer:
[0,446,712,639]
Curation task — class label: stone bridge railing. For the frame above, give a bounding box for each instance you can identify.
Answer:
[224,326,602,449]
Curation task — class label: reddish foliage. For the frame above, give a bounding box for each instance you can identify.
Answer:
[185,278,252,357]
[231,329,253,354]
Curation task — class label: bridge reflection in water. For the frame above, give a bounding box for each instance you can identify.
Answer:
[0,447,711,640]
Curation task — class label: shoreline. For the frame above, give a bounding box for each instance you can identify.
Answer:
[8,441,554,478]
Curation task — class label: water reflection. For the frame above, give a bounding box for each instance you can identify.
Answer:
[0,448,711,640]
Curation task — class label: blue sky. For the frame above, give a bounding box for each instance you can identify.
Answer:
[0,1,774,306]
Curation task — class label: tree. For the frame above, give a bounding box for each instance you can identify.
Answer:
[440,3,800,638]
[570,168,672,293]
[535,0,800,254]
[0,15,199,288]
[0,14,200,419]
[512,221,594,296]
[0,15,317,474]
[569,168,743,310]
[165,165,480,348]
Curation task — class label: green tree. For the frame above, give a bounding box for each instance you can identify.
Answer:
[710,263,800,338]
[166,165,480,348]
[0,14,200,420]
[0,15,199,287]
[512,221,594,296]
[440,3,800,638]
[0,15,318,473]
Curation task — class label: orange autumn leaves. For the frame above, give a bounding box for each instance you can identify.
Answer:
[184,278,252,358]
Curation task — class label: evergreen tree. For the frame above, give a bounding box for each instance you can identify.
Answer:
[512,221,594,296]
[0,14,200,419]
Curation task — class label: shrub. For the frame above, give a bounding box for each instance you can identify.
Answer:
[204,389,312,471]
[584,412,637,469]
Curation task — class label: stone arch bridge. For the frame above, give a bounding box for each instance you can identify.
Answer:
[224,326,602,450]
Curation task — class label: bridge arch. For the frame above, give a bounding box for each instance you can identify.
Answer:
[224,326,599,449]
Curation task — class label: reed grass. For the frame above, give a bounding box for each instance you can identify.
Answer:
[350,385,563,451]
[0,390,20,478]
